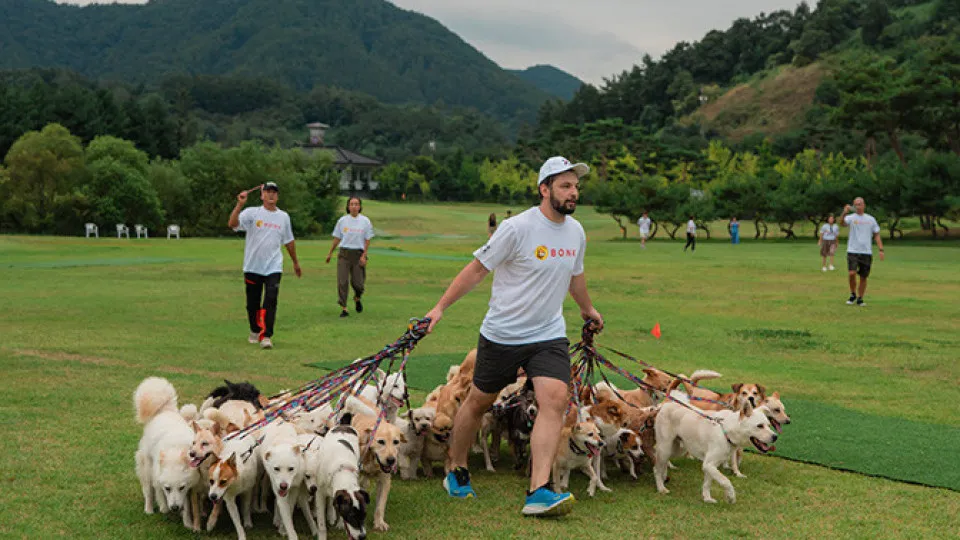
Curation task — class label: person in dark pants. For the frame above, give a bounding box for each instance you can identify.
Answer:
[228,182,301,349]
[839,197,885,306]
[683,215,696,252]
[326,196,374,317]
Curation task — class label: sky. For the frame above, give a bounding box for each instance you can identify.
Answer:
[57,0,804,84]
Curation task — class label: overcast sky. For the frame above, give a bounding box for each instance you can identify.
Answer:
[57,0,804,84]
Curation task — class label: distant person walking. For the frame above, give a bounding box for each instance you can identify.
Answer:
[730,217,740,245]
[228,181,301,349]
[637,212,651,248]
[488,213,498,237]
[818,214,840,272]
[683,216,696,252]
[839,198,884,306]
[326,196,374,317]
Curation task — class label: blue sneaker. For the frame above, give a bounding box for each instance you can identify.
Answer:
[522,486,575,516]
[443,468,476,499]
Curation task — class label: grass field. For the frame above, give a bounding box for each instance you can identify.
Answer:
[2,201,959,539]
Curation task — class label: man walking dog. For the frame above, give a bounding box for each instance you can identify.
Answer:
[424,156,603,517]
[228,182,301,349]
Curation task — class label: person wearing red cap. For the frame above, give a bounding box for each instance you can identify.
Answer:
[424,156,604,517]
[227,182,301,349]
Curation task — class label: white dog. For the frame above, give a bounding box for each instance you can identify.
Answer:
[355,369,407,423]
[133,377,201,531]
[394,407,435,479]
[258,422,315,539]
[654,396,778,503]
[313,417,370,540]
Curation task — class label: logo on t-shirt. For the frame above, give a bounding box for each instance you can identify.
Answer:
[535,245,577,261]
[255,219,264,228]
[535,245,548,260]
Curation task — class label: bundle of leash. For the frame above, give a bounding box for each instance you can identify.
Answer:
[133,318,793,539]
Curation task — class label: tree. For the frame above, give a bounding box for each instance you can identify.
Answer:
[84,136,164,231]
[861,0,892,46]
[3,123,84,232]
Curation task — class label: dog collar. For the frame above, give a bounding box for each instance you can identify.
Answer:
[569,439,588,456]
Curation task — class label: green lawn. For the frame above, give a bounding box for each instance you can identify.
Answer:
[1,201,958,539]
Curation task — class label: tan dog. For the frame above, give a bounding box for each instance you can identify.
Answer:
[552,418,609,497]
[730,391,790,476]
[351,413,405,531]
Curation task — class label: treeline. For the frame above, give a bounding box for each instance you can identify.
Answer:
[0,69,511,164]
[591,142,959,240]
[0,124,341,237]
[537,0,956,142]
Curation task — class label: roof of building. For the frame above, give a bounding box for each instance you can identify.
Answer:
[302,144,384,167]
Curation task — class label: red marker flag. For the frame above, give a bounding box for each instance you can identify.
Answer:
[651,322,661,339]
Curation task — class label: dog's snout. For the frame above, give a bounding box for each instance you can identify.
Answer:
[170,504,181,512]
[279,482,289,490]
[771,433,778,442]
[309,485,318,495]
[188,450,196,458]
[784,418,792,424]
[209,494,219,502]
[385,457,397,466]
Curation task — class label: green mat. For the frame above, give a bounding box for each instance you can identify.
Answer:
[305,354,960,492]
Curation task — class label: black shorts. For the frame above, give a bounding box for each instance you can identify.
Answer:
[847,253,873,278]
[473,334,570,394]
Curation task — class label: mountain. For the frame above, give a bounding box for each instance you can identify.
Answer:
[509,65,584,101]
[0,0,551,122]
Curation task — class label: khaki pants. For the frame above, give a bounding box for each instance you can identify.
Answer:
[337,248,365,307]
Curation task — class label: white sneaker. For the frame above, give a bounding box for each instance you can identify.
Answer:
[822,267,827,272]
[829,265,835,271]
[248,332,260,344]
[260,337,273,349]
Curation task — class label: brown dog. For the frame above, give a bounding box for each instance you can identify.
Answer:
[351,413,405,531]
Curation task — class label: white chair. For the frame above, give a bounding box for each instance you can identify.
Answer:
[84,223,98,238]
[167,224,180,239]
[135,224,149,239]
[116,224,130,239]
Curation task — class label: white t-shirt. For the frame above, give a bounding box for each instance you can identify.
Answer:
[820,223,839,241]
[637,216,651,234]
[473,207,586,345]
[235,206,294,275]
[844,213,880,254]
[686,220,696,234]
[332,214,374,250]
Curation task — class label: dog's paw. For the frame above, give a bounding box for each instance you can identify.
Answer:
[657,487,670,494]
[734,472,747,479]
[374,519,390,531]
[599,484,612,493]
[725,491,737,504]
[703,497,718,504]
[144,507,154,515]
[485,464,496,472]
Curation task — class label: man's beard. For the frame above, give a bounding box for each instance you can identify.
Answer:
[550,191,577,215]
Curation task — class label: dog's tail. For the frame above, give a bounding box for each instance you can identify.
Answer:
[179,403,199,423]
[676,369,723,393]
[134,377,178,424]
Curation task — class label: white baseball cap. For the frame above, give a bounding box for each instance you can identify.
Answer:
[538,156,590,185]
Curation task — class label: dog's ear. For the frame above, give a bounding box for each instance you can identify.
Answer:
[399,432,408,444]
[292,444,302,456]
[757,384,767,398]
[772,391,780,399]
[258,395,270,408]
[619,430,632,443]
[226,452,237,468]
[357,489,370,506]
[223,379,233,387]
[376,368,386,381]
[263,450,272,462]
[242,410,253,426]
[211,422,221,436]
[732,383,744,393]
[191,421,201,433]
[225,423,241,434]
[606,404,620,417]
[340,413,353,426]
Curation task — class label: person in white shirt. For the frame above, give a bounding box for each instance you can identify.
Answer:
[326,196,374,317]
[227,182,301,349]
[424,156,603,517]
[839,197,885,306]
[637,212,652,249]
[683,215,697,252]
[818,214,840,272]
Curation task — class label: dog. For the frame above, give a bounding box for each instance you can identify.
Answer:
[351,413,405,531]
[395,407,435,480]
[258,421,315,539]
[654,396,777,503]
[357,370,407,423]
[674,371,765,412]
[206,433,261,539]
[552,418,609,497]
[207,380,267,410]
[292,403,335,436]
[134,377,202,531]
[729,391,791,476]
[203,400,261,433]
[313,416,369,540]
[497,383,537,474]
